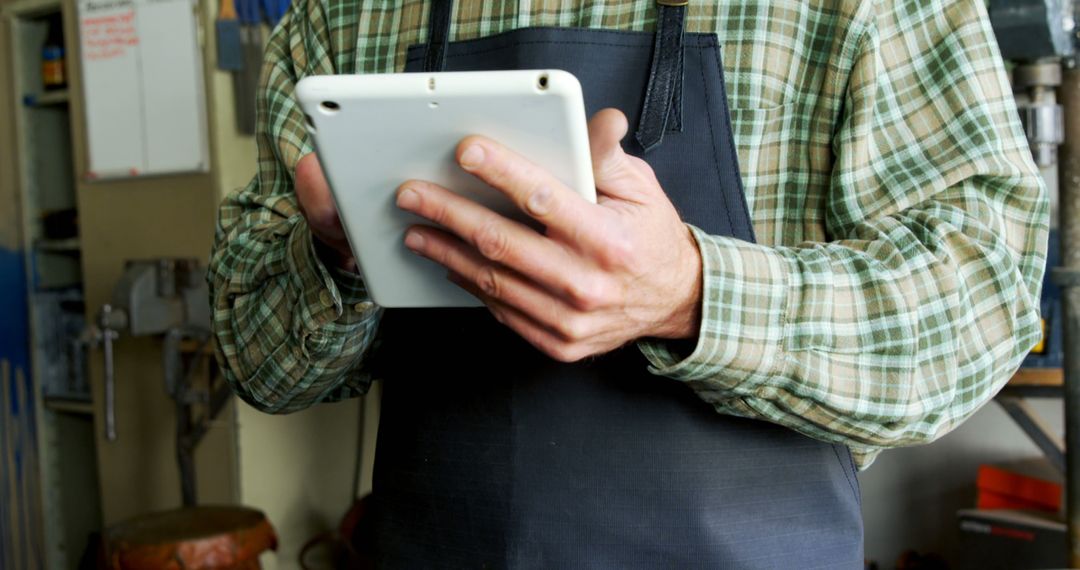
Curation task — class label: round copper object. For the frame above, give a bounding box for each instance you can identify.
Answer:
[105,506,277,569]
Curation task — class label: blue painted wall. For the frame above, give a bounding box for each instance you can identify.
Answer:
[0,245,42,569]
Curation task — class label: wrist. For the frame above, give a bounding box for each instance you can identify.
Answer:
[656,227,702,339]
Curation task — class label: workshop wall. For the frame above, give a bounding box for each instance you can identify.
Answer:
[861,400,1063,567]
[52,0,236,518]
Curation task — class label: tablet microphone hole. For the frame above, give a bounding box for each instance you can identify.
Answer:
[537,74,549,90]
[320,101,340,113]
[429,101,439,109]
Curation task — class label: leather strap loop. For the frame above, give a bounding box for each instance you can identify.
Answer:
[422,0,686,152]
[423,0,453,72]
[634,3,686,153]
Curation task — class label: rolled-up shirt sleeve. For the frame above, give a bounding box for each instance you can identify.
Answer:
[640,0,1048,468]
[208,0,381,414]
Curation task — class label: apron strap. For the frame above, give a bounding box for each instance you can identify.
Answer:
[423,0,454,72]
[421,0,686,152]
[635,0,687,153]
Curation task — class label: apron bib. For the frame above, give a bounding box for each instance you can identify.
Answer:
[368,2,864,567]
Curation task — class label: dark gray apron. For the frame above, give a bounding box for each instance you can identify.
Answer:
[368,1,864,567]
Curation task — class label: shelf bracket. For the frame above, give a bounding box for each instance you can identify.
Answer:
[997,396,1066,474]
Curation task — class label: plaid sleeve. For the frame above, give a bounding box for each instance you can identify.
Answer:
[640,0,1048,467]
[207,0,381,414]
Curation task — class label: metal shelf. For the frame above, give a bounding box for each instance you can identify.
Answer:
[22,90,68,107]
[43,399,92,416]
[6,1,95,568]
[997,368,1067,474]
[43,397,93,416]
[34,237,80,253]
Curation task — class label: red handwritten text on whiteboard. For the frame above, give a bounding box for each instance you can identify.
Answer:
[81,10,138,61]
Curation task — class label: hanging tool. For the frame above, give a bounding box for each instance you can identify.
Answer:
[84,259,210,442]
[235,0,262,134]
[84,259,229,506]
[216,0,243,71]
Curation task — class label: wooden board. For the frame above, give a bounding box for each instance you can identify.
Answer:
[1010,368,1064,387]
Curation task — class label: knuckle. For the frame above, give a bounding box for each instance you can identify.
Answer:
[474,222,510,261]
[430,243,449,265]
[424,237,451,265]
[524,184,555,217]
[477,265,501,298]
[567,277,610,312]
[487,152,516,183]
[599,234,635,269]
[548,342,585,363]
[556,316,589,342]
[427,200,451,226]
[567,287,596,312]
[547,342,574,363]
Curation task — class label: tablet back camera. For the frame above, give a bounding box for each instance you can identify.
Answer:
[319,101,340,114]
[537,73,549,91]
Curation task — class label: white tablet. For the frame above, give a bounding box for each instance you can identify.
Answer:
[296,70,596,308]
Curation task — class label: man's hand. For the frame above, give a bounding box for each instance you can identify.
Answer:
[396,109,703,362]
[295,153,356,271]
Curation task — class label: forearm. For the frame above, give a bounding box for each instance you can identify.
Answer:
[209,192,382,413]
[206,0,384,413]
[641,184,1046,465]
[636,0,1050,468]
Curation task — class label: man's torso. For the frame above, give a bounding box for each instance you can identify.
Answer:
[297,0,867,246]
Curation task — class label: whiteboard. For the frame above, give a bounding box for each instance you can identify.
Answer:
[77,0,209,179]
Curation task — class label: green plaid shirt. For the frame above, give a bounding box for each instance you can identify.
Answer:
[209,0,1048,468]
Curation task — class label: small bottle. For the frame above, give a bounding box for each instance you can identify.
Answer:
[42,15,65,91]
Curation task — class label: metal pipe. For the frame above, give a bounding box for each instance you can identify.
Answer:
[98,304,121,442]
[177,399,197,507]
[997,397,1067,473]
[1056,62,1080,566]
[103,330,116,441]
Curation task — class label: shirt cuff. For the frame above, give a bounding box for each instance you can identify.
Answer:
[638,225,791,390]
[288,220,379,329]
[284,142,317,180]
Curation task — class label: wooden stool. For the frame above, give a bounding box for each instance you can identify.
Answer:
[104,506,277,569]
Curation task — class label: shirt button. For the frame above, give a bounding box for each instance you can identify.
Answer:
[319,290,332,305]
[354,301,374,313]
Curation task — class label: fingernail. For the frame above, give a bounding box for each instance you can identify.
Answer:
[460,145,485,169]
[404,230,425,251]
[397,187,420,210]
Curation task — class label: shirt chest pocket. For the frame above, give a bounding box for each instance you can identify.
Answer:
[727,101,834,247]
[714,38,816,196]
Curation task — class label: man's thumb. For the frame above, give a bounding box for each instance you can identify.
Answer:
[588,109,656,202]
